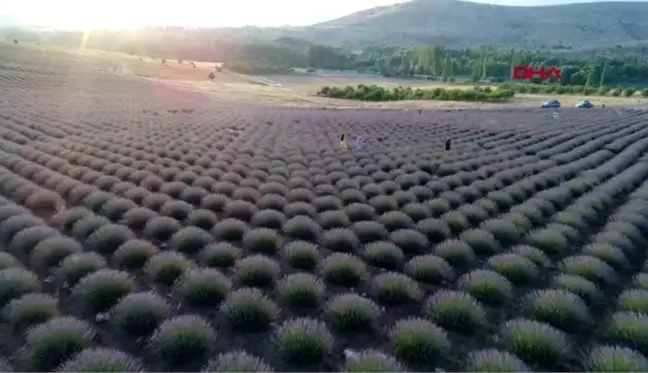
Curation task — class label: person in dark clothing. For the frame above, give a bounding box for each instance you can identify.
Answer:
[340,134,348,149]
[445,138,451,151]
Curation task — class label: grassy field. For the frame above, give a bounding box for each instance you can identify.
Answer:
[1,42,648,372]
[155,73,648,110]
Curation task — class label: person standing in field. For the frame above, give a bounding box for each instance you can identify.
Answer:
[340,134,348,149]
[356,137,365,150]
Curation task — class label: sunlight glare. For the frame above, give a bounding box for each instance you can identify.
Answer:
[6,0,409,30]
[79,30,91,49]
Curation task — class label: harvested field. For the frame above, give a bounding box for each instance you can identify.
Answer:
[2,42,648,372]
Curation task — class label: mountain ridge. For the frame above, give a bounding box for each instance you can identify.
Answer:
[295,0,648,49]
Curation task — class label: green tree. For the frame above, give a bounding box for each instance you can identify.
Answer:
[441,57,452,80]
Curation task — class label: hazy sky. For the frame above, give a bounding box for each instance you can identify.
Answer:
[2,0,648,29]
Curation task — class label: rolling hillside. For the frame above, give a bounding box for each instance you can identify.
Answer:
[296,0,648,49]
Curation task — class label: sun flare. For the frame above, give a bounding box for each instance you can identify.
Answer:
[4,0,409,30]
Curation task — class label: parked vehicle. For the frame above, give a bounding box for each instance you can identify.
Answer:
[541,100,561,108]
[576,100,594,108]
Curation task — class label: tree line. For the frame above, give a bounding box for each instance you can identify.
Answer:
[216,41,648,90]
[18,28,648,86]
[316,85,516,102]
[315,82,648,103]
[361,45,648,88]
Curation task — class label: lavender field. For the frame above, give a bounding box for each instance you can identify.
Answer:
[1,44,648,372]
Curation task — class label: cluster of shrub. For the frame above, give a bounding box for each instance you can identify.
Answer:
[3,104,648,372]
[316,84,516,102]
[502,83,648,97]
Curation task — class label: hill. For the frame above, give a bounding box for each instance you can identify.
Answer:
[294,0,648,49]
